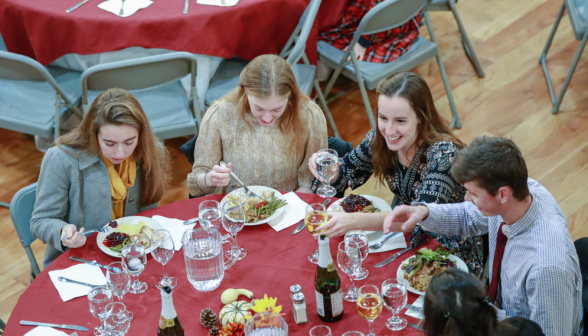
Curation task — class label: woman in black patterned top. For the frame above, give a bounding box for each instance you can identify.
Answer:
[309,72,486,277]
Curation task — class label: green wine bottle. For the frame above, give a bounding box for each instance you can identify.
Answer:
[315,234,344,322]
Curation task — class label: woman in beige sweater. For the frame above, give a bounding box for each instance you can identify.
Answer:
[187,54,328,196]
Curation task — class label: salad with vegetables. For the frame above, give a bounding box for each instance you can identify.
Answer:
[227,190,287,223]
[402,246,456,291]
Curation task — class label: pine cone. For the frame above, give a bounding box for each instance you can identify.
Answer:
[200,308,218,329]
[208,325,220,336]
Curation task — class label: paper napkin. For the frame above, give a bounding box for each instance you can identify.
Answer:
[98,0,153,18]
[151,215,197,251]
[48,263,107,302]
[196,0,239,7]
[24,327,69,336]
[367,231,407,253]
[405,295,425,319]
[266,192,309,232]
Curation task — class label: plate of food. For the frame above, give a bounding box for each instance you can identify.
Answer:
[397,246,468,295]
[97,216,163,258]
[220,186,288,226]
[327,194,392,214]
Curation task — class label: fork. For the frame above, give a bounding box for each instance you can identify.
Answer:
[405,303,423,314]
[119,0,125,17]
[61,226,108,240]
[219,161,261,198]
[369,232,402,250]
[58,277,105,289]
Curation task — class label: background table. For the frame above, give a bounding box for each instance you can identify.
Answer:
[5,193,434,335]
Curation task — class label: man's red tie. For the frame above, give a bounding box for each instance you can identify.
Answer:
[488,222,508,303]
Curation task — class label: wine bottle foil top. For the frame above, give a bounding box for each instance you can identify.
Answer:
[162,285,172,294]
[292,293,305,303]
[290,284,302,294]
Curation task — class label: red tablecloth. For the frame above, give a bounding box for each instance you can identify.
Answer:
[0,0,349,66]
[5,193,433,335]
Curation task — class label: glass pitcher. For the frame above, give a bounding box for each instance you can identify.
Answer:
[244,313,288,336]
[182,228,236,292]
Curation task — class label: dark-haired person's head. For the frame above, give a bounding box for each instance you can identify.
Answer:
[424,268,497,336]
[451,136,530,216]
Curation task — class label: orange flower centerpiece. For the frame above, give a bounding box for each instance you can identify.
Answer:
[219,322,244,336]
[246,294,284,328]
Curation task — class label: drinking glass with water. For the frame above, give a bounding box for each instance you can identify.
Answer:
[381,278,408,331]
[199,200,222,232]
[344,231,369,280]
[151,229,177,289]
[121,240,148,294]
[316,149,339,198]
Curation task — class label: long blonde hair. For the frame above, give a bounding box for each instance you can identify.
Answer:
[56,88,170,206]
[222,54,308,157]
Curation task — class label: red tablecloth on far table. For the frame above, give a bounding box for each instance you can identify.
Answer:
[5,193,434,335]
[0,0,349,66]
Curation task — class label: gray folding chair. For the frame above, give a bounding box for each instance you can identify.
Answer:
[319,0,461,129]
[0,32,6,51]
[81,52,200,140]
[204,0,341,138]
[428,0,484,77]
[540,0,588,114]
[9,183,41,281]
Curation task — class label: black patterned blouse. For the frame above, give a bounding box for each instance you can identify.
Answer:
[333,130,486,276]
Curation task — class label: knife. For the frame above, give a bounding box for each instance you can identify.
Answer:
[374,238,429,268]
[65,0,90,13]
[69,256,121,273]
[20,320,89,332]
[290,199,331,235]
[183,0,189,14]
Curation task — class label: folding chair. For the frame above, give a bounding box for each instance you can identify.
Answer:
[319,0,461,129]
[204,0,341,138]
[81,52,200,140]
[9,183,42,281]
[429,0,484,77]
[540,0,588,114]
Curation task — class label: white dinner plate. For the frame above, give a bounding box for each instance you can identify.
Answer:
[220,186,287,226]
[97,216,164,258]
[397,254,468,295]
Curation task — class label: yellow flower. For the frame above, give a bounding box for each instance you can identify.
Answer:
[245,294,282,319]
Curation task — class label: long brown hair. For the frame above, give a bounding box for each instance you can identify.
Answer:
[372,72,465,184]
[222,54,308,157]
[56,88,170,206]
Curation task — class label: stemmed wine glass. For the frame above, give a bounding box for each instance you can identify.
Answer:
[151,229,177,289]
[344,230,369,280]
[305,203,327,264]
[88,287,114,336]
[337,241,361,302]
[121,240,147,294]
[381,278,408,331]
[199,200,222,232]
[316,149,339,198]
[357,285,383,336]
[309,325,332,336]
[222,201,247,260]
[106,262,130,301]
[104,302,133,335]
[342,332,365,336]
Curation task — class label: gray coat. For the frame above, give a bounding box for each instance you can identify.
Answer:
[31,146,157,267]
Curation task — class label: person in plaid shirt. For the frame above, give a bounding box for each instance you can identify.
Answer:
[319,0,421,63]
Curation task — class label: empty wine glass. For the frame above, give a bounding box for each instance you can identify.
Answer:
[357,285,383,336]
[121,240,147,294]
[106,262,130,301]
[381,278,408,331]
[309,325,332,336]
[316,149,339,198]
[88,287,113,336]
[305,203,327,264]
[199,200,222,232]
[337,241,359,302]
[342,332,365,336]
[104,302,133,335]
[344,230,369,280]
[222,201,246,260]
[151,229,177,289]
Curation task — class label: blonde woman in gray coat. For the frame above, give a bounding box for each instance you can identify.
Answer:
[31,88,170,267]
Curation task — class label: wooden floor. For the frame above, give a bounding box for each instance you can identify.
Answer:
[1,0,587,325]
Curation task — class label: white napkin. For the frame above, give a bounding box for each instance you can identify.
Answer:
[48,263,107,302]
[196,0,239,7]
[98,0,153,17]
[405,295,425,319]
[266,192,309,232]
[151,215,197,251]
[367,232,407,253]
[24,327,69,336]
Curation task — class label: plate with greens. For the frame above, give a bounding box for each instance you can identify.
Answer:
[221,186,288,226]
[97,216,163,257]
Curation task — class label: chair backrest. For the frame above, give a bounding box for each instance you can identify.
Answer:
[357,0,431,36]
[10,183,38,248]
[284,0,323,65]
[0,50,71,94]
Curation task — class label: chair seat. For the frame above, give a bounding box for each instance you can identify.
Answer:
[0,66,82,138]
[292,63,316,95]
[428,0,450,11]
[318,36,437,90]
[88,80,197,140]
[567,0,588,40]
[205,58,249,107]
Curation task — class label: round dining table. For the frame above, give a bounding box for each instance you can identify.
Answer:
[5,193,435,335]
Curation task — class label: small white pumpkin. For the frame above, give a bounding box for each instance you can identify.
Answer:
[220,300,252,326]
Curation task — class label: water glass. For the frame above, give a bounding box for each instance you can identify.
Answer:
[199,200,222,232]
[244,312,288,336]
[88,287,113,336]
[182,228,236,292]
[342,332,365,336]
[344,231,369,280]
[316,148,338,198]
[121,241,147,294]
[305,203,327,264]
[106,262,130,301]
[222,201,247,260]
[104,302,133,334]
[381,278,408,331]
[151,229,177,289]
[357,285,383,336]
[337,241,358,302]
[309,325,332,336]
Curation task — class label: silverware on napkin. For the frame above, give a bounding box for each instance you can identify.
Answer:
[374,238,429,268]
[66,0,90,13]
[69,256,121,273]
[183,217,199,225]
[58,277,105,289]
[20,321,89,332]
[291,199,331,235]
[219,161,261,198]
[408,321,425,331]
[369,232,402,250]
